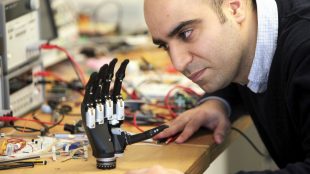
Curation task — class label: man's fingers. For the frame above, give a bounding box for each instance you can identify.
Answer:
[213,118,230,144]
[175,119,201,143]
[153,123,181,140]
[153,117,187,140]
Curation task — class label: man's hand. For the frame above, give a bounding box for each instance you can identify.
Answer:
[126,165,183,174]
[153,99,231,144]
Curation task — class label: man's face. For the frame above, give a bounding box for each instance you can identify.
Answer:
[144,0,246,93]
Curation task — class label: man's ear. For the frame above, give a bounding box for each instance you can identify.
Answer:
[227,0,245,23]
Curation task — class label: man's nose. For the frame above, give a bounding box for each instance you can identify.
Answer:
[169,44,192,72]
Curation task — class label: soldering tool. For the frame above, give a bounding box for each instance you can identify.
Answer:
[81,58,168,169]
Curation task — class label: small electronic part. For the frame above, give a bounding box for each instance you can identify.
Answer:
[63,120,85,134]
[52,146,57,161]
[124,100,165,126]
[125,110,164,126]
[173,92,197,114]
[0,110,12,127]
[0,136,57,160]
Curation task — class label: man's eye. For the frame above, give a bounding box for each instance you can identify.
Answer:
[179,30,192,40]
[158,44,168,51]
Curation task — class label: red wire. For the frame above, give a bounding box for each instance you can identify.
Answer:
[0,116,65,126]
[121,86,136,99]
[34,70,68,82]
[155,113,174,121]
[40,43,87,86]
[164,87,178,118]
[7,138,27,152]
[132,112,144,132]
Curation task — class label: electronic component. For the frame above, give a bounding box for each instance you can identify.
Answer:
[0,0,44,118]
[0,0,41,73]
[0,59,44,116]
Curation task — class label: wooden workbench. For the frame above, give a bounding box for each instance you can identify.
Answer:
[1,115,251,174]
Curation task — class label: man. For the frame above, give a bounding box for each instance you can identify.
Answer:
[128,0,310,173]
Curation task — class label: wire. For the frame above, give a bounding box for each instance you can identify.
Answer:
[46,114,65,130]
[133,113,144,132]
[35,79,84,96]
[0,117,65,126]
[231,126,269,158]
[125,111,144,133]
[121,86,136,99]
[0,113,65,134]
[6,138,27,153]
[34,71,69,83]
[40,43,87,86]
[12,125,41,133]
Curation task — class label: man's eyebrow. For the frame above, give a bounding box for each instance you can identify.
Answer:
[152,19,201,46]
[167,19,201,38]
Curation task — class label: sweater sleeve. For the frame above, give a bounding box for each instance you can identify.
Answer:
[199,83,249,121]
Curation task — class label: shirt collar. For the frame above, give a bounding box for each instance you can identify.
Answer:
[247,0,278,93]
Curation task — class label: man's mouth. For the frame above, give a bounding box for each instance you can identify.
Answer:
[188,68,207,82]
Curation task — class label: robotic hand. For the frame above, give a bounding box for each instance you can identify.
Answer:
[81,58,168,169]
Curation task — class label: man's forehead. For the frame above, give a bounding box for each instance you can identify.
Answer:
[144,0,177,34]
[144,0,209,20]
[144,0,212,39]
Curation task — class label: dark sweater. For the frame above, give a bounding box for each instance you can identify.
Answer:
[207,0,310,173]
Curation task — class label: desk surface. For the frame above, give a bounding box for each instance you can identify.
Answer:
[0,48,253,174]
[1,115,251,174]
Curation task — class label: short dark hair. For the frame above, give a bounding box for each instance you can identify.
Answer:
[206,0,256,23]
[207,0,227,23]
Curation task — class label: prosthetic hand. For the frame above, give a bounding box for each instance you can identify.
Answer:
[81,58,168,169]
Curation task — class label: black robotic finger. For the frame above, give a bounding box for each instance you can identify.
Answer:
[107,58,118,81]
[82,72,97,107]
[97,64,109,100]
[82,72,97,129]
[112,59,129,102]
